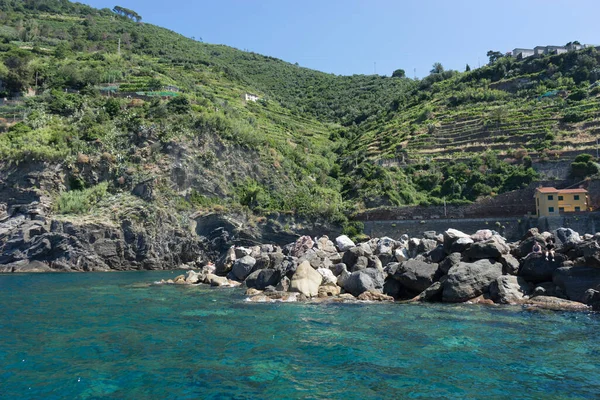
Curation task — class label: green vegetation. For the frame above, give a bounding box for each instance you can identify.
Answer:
[55,182,109,214]
[0,0,599,223]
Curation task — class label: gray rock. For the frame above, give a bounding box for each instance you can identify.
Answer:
[471,229,494,242]
[427,245,446,263]
[289,261,322,297]
[317,268,337,285]
[377,237,395,255]
[418,238,438,254]
[335,235,355,252]
[394,247,409,263]
[443,228,471,252]
[439,252,462,275]
[499,253,520,275]
[524,295,590,311]
[343,268,385,297]
[519,253,567,283]
[392,259,441,294]
[291,236,315,258]
[330,263,348,277]
[215,246,236,275]
[336,268,351,288]
[234,246,253,258]
[416,277,447,302]
[276,276,290,292]
[342,246,364,269]
[556,227,581,247]
[449,237,473,254]
[423,231,439,241]
[533,282,559,297]
[553,266,600,303]
[383,278,403,299]
[489,275,531,304]
[358,242,373,256]
[465,237,509,260]
[231,255,257,281]
[442,259,503,302]
[351,256,369,272]
[245,268,281,290]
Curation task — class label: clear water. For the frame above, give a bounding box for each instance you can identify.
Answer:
[1,272,600,399]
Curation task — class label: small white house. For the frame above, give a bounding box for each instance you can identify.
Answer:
[243,93,259,102]
[512,48,535,59]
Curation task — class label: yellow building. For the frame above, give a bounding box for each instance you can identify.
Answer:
[534,187,589,217]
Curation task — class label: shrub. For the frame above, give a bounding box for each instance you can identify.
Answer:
[55,182,109,214]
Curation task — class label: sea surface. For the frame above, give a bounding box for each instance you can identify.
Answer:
[1,271,600,399]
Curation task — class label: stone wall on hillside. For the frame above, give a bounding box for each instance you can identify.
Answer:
[364,212,600,241]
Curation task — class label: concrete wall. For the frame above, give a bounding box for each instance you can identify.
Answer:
[364,212,600,241]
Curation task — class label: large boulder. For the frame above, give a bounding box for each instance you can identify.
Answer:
[489,275,531,304]
[556,227,581,248]
[335,235,355,252]
[439,252,462,274]
[245,268,281,290]
[343,268,385,297]
[442,259,503,302]
[465,237,509,260]
[215,246,236,275]
[519,253,567,283]
[392,259,441,294]
[289,261,322,297]
[523,295,590,311]
[499,253,520,275]
[417,239,438,255]
[377,237,395,255]
[427,245,446,263]
[514,236,545,259]
[394,247,409,263]
[443,228,471,253]
[317,268,337,285]
[416,277,447,302]
[231,255,257,281]
[471,229,494,242]
[449,237,473,254]
[553,266,600,303]
[291,236,315,258]
[383,278,403,299]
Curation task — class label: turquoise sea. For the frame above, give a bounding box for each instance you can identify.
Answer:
[1,271,600,399]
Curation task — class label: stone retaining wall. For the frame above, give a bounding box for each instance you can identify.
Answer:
[364,212,600,241]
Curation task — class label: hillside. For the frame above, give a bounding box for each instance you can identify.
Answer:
[0,0,599,237]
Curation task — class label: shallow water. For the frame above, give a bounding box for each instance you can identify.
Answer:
[1,271,600,399]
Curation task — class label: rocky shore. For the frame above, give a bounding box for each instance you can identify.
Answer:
[160,228,600,312]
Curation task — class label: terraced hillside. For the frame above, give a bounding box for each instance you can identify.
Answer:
[0,0,599,224]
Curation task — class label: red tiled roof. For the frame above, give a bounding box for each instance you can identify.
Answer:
[536,187,588,194]
[557,188,588,194]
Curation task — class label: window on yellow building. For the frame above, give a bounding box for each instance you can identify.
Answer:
[574,195,580,201]
[548,195,554,200]
[559,207,564,212]
[575,206,581,212]
[558,195,563,201]
[549,206,554,213]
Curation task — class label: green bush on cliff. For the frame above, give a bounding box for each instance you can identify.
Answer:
[55,182,109,214]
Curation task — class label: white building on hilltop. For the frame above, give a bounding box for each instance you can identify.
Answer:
[243,93,259,102]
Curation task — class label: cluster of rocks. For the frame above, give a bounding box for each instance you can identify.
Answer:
[0,202,208,273]
[167,227,600,311]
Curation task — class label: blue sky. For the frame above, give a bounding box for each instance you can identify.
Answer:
[80,0,599,77]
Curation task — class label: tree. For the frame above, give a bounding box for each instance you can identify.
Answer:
[112,5,142,22]
[487,50,504,64]
[465,64,471,72]
[392,68,406,78]
[430,62,444,74]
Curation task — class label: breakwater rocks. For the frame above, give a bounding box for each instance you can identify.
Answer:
[163,228,600,311]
